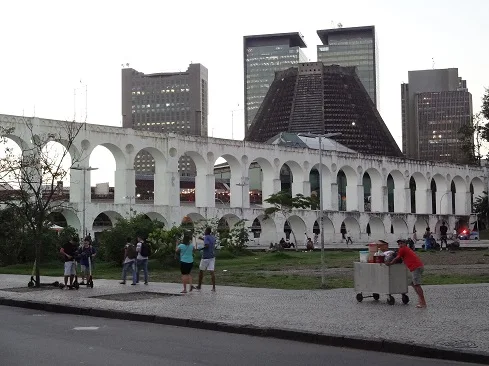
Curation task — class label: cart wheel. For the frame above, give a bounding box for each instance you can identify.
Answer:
[53,281,59,287]
[356,293,363,302]
[402,294,409,304]
[88,280,94,288]
[373,293,380,301]
[387,295,395,305]
[28,281,34,288]
[59,283,65,289]
[74,282,80,290]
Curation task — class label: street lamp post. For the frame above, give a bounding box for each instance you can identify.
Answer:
[72,165,98,237]
[298,132,342,287]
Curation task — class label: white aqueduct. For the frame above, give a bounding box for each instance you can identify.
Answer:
[1,114,486,246]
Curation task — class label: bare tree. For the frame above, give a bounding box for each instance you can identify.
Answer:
[0,117,83,287]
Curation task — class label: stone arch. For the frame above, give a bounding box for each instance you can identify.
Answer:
[310,163,332,210]
[282,160,304,197]
[367,217,385,239]
[432,173,448,214]
[413,217,429,235]
[47,209,81,232]
[179,151,209,207]
[363,168,383,212]
[337,165,358,211]
[133,147,167,201]
[286,215,307,246]
[145,212,169,227]
[387,170,405,213]
[92,211,123,230]
[451,176,466,215]
[410,172,428,214]
[251,157,275,204]
[313,217,335,238]
[253,214,277,244]
[470,177,484,213]
[214,154,241,207]
[220,213,241,228]
[340,217,361,241]
[391,217,409,239]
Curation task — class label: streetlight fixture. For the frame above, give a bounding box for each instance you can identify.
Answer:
[72,165,98,237]
[298,132,342,287]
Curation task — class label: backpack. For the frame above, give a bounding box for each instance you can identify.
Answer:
[126,244,137,259]
[140,241,151,257]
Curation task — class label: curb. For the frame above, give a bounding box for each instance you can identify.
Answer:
[0,297,488,364]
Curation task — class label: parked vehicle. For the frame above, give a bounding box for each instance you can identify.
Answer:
[458,229,479,240]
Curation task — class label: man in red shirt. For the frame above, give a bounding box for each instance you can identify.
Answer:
[388,239,427,308]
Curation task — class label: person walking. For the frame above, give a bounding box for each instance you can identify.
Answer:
[439,222,448,251]
[346,229,353,246]
[120,237,137,285]
[176,234,196,293]
[136,234,149,285]
[388,240,427,308]
[196,227,216,292]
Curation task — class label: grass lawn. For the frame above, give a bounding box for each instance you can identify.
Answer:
[1,249,488,290]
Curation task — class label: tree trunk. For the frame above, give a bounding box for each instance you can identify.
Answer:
[35,239,41,287]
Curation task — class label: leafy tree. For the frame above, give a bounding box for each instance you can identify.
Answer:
[264,190,317,249]
[98,214,164,264]
[0,118,83,285]
[458,113,485,164]
[220,219,250,254]
[149,226,184,266]
[482,88,489,121]
[474,191,489,228]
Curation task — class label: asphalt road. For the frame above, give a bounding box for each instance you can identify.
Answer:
[0,306,477,366]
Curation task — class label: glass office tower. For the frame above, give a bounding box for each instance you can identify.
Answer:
[244,32,307,135]
[317,26,378,106]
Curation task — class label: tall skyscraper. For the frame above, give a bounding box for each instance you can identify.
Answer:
[246,62,402,158]
[122,63,208,175]
[401,68,472,163]
[243,32,307,135]
[317,26,378,106]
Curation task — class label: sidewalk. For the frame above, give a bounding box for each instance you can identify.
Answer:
[0,274,488,364]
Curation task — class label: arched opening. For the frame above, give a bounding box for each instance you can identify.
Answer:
[470,177,485,213]
[337,170,347,211]
[367,217,385,239]
[451,181,456,214]
[391,218,409,239]
[179,151,206,207]
[313,217,335,239]
[413,217,429,237]
[280,164,292,192]
[47,212,67,227]
[252,215,276,245]
[284,215,307,246]
[92,211,123,231]
[89,144,123,203]
[431,178,437,214]
[250,158,274,205]
[310,164,332,210]
[452,176,467,215]
[145,212,169,228]
[340,217,361,242]
[363,172,371,212]
[213,154,241,207]
[387,174,394,212]
[409,177,416,213]
[133,147,167,203]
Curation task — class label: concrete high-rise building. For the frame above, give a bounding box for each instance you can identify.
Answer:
[317,26,378,106]
[122,63,208,175]
[401,68,472,163]
[244,32,307,135]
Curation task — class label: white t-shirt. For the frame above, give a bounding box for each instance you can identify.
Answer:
[124,243,134,264]
[136,241,148,260]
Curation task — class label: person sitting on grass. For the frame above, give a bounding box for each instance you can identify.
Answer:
[387,239,427,308]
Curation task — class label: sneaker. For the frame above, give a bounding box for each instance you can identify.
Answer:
[144,282,148,285]
[119,281,126,285]
[131,283,137,286]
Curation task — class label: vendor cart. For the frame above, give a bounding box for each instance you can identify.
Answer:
[354,262,409,305]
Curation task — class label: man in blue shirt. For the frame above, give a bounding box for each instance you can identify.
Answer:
[196,227,216,292]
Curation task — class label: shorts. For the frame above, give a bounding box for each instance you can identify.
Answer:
[199,258,216,271]
[411,267,424,286]
[180,262,193,275]
[64,261,76,276]
[80,264,89,274]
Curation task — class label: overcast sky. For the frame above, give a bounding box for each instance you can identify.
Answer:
[1,0,488,185]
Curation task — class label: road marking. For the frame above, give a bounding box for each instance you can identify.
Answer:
[73,326,99,331]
